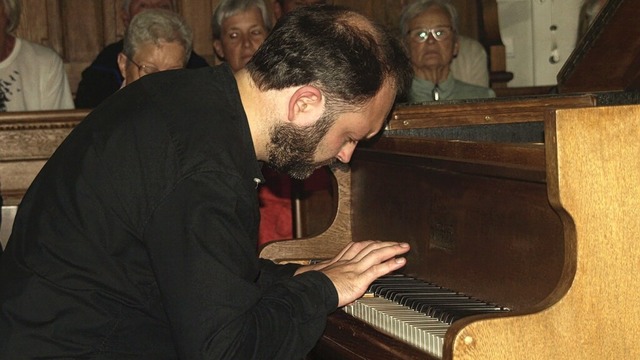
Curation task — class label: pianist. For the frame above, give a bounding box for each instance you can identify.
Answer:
[0,5,412,359]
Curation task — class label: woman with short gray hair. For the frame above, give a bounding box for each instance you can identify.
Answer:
[117,8,193,87]
[400,0,495,102]
[212,0,272,72]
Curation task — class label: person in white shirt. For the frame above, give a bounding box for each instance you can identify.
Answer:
[0,0,74,112]
[451,35,489,87]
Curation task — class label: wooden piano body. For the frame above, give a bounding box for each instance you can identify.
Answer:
[260,98,640,359]
[261,1,640,356]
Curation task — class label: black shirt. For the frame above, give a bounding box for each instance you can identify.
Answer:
[0,65,338,359]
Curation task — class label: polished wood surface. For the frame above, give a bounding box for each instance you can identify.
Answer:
[291,93,603,239]
[0,110,88,205]
[388,94,595,130]
[446,104,640,359]
[262,100,640,359]
[558,0,640,93]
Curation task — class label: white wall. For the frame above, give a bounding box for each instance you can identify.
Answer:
[497,0,583,87]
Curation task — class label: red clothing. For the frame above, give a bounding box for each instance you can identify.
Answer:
[258,168,333,246]
[258,168,293,245]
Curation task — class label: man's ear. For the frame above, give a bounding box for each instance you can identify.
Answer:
[213,40,225,61]
[117,52,128,85]
[287,85,325,127]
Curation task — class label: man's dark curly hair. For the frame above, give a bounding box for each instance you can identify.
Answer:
[246,5,412,109]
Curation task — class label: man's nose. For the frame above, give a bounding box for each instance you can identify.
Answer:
[336,141,358,163]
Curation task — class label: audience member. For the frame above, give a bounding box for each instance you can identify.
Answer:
[0,0,74,111]
[0,6,412,358]
[74,0,209,109]
[211,0,271,72]
[273,0,327,21]
[117,9,193,87]
[400,0,495,103]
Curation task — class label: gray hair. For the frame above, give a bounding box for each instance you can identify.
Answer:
[122,9,193,65]
[399,0,459,37]
[211,0,272,40]
[3,0,21,33]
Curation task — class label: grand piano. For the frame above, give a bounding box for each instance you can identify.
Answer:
[259,0,640,358]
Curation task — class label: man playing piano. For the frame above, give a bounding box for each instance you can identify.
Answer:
[0,5,412,359]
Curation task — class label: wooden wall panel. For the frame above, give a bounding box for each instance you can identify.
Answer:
[16,0,51,46]
[178,0,221,65]
[62,1,105,62]
[451,0,479,38]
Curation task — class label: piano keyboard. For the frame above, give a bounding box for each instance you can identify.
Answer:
[343,275,510,358]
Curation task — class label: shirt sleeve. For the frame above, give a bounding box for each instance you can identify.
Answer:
[142,171,338,359]
[39,48,75,110]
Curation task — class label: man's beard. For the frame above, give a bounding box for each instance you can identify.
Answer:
[266,112,336,179]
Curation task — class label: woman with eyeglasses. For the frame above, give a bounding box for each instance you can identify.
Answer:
[117,8,193,87]
[400,0,495,103]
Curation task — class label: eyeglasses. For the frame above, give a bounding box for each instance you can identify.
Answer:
[406,27,453,43]
[127,57,160,76]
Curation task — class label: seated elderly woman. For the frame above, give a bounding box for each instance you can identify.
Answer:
[211,0,272,72]
[0,0,73,111]
[400,0,495,103]
[117,8,193,87]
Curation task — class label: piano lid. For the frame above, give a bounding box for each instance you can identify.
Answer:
[557,0,640,93]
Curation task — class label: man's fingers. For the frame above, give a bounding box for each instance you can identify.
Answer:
[318,241,411,306]
[336,240,377,260]
[352,242,411,265]
[370,255,408,278]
